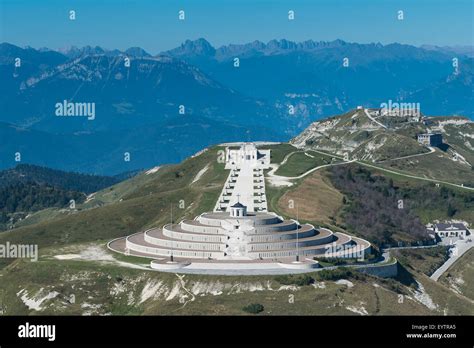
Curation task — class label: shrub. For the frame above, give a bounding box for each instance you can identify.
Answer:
[242,303,264,314]
[317,257,348,266]
[174,171,184,178]
[314,267,356,281]
[275,274,314,286]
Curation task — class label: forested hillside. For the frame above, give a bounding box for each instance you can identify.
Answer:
[330,165,429,246]
[0,164,121,193]
[0,182,85,224]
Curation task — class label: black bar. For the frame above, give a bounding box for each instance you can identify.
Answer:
[0,316,471,346]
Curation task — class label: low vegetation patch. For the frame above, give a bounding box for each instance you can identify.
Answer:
[392,246,449,276]
[242,303,264,314]
[441,249,474,300]
[274,274,313,286]
[397,184,474,224]
[275,151,336,177]
[313,268,365,281]
[267,143,297,164]
[317,252,379,267]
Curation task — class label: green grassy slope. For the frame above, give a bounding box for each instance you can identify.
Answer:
[381,148,474,186]
[0,140,473,315]
[274,151,339,177]
[293,111,474,185]
[0,146,228,264]
[440,249,474,301]
[265,143,296,164]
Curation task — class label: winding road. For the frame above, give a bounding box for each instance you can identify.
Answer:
[266,146,474,192]
[266,150,355,187]
[376,146,436,163]
[430,239,473,281]
[364,108,388,129]
[305,148,474,192]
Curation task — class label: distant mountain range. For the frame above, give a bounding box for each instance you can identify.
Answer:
[164,38,473,120]
[0,39,472,174]
[2,53,279,132]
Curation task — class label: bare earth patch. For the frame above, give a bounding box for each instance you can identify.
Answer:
[278,171,343,225]
[52,244,148,270]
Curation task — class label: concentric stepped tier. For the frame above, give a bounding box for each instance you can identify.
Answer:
[109,211,371,261]
[108,143,372,273]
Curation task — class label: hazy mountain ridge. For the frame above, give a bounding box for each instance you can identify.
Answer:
[403,57,474,117]
[56,45,149,59]
[1,44,287,134]
[0,45,287,174]
[166,38,460,62]
[164,38,473,119]
[421,44,474,58]
[8,54,260,132]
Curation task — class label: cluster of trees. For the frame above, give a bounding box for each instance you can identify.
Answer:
[0,164,120,228]
[0,164,120,194]
[0,211,8,224]
[0,182,85,219]
[330,165,429,247]
[399,185,473,219]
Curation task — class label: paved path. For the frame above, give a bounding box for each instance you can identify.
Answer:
[144,253,396,276]
[217,145,269,212]
[292,160,355,180]
[228,163,257,211]
[430,239,474,281]
[376,146,436,163]
[304,148,474,192]
[359,161,474,191]
[266,151,300,186]
[383,245,439,251]
[266,150,355,187]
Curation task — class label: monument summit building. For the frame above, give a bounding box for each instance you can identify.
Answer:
[109,144,371,274]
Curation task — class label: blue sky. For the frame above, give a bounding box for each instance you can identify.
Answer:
[1,0,472,53]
